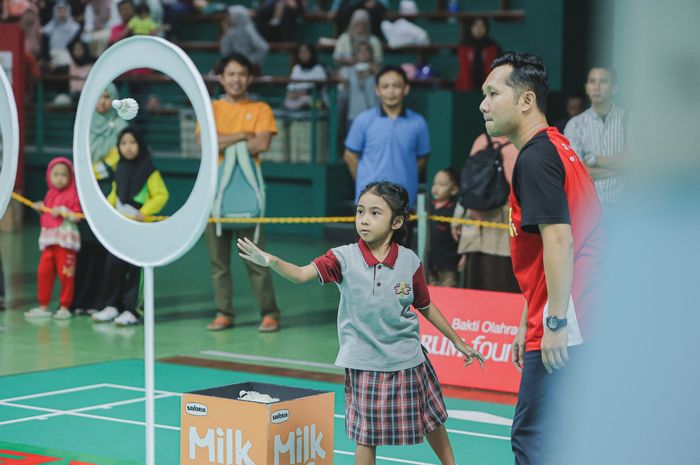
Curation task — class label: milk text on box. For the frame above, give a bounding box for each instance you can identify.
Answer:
[273,424,326,465]
[189,426,254,465]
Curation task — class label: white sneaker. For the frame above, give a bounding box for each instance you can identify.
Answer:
[25,307,51,318]
[113,310,140,326]
[92,306,119,322]
[54,308,72,319]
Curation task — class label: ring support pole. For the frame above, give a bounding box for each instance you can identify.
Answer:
[144,265,155,465]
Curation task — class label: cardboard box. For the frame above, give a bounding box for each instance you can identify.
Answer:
[181,382,334,465]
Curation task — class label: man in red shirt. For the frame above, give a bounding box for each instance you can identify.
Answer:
[479,52,603,464]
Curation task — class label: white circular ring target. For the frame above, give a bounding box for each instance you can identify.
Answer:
[74,36,217,267]
[0,66,20,218]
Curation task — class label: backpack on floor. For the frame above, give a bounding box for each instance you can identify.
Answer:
[459,134,511,211]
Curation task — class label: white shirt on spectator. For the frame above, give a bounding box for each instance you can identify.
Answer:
[564,104,628,214]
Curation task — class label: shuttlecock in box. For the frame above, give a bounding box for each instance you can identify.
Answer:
[112,98,139,120]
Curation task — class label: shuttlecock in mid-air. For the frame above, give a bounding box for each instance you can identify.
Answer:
[112,98,139,120]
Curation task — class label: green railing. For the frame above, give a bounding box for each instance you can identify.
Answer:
[30,74,339,164]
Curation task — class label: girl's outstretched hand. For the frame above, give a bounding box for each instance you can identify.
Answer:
[237,237,272,267]
[457,341,486,369]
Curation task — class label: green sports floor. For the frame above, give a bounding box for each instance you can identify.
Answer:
[0,224,515,464]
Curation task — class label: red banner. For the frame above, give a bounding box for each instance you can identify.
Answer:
[419,286,525,393]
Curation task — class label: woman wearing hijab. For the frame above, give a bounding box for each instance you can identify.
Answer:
[332,9,383,68]
[219,5,269,68]
[331,0,387,40]
[455,17,501,91]
[284,43,328,110]
[71,84,127,316]
[91,84,128,168]
[42,0,81,69]
[67,35,96,97]
[91,126,169,326]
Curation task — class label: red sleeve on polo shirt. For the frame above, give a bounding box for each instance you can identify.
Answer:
[412,264,431,310]
[312,250,343,284]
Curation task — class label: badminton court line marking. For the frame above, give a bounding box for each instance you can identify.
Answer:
[201,350,341,370]
[0,382,510,461]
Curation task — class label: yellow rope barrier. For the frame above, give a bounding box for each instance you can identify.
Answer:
[11,192,509,229]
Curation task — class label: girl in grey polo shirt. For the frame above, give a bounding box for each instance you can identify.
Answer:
[238,181,484,465]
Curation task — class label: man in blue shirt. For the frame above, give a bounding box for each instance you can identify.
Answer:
[343,65,431,211]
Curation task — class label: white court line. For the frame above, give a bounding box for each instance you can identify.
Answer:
[0,383,108,403]
[102,383,182,397]
[200,350,341,370]
[0,393,179,427]
[0,394,180,431]
[333,414,510,441]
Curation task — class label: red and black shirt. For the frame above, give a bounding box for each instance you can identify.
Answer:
[509,127,603,352]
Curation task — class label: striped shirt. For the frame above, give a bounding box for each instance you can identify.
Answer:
[564,105,628,214]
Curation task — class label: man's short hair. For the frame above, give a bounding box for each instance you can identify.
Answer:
[376,65,408,85]
[216,52,253,75]
[588,64,617,83]
[492,51,549,114]
[118,0,134,9]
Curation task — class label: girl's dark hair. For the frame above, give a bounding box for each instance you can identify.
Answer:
[438,167,458,186]
[358,181,410,246]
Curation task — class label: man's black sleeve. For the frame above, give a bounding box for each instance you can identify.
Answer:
[513,145,570,233]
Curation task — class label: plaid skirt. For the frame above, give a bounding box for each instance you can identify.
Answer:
[344,353,448,446]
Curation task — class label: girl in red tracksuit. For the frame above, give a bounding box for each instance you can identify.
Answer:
[25,157,82,320]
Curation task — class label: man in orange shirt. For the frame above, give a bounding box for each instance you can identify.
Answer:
[204,52,281,332]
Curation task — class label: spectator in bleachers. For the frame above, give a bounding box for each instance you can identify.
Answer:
[333,9,382,69]
[82,0,120,56]
[554,93,585,133]
[284,42,328,110]
[2,0,37,20]
[254,0,303,42]
[330,0,386,40]
[37,0,53,25]
[140,0,163,24]
[162,0,191,41]
[42,0,81,71]
[67,35,94,98]
[564,65,629,215]
[20,8,42,58]
[343,65,430,216]
[127,3,158,35]
[108,0,135,43]
[339,39,378,125]
[451,133,520,293]
[455,17,501,92]
[219,5,269,71]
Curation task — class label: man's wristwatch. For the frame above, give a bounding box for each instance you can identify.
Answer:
[545,316,568,331]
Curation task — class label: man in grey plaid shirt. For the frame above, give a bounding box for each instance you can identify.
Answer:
[564,66,629,215]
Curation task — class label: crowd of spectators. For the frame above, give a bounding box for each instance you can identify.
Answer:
[0,0,628,311]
